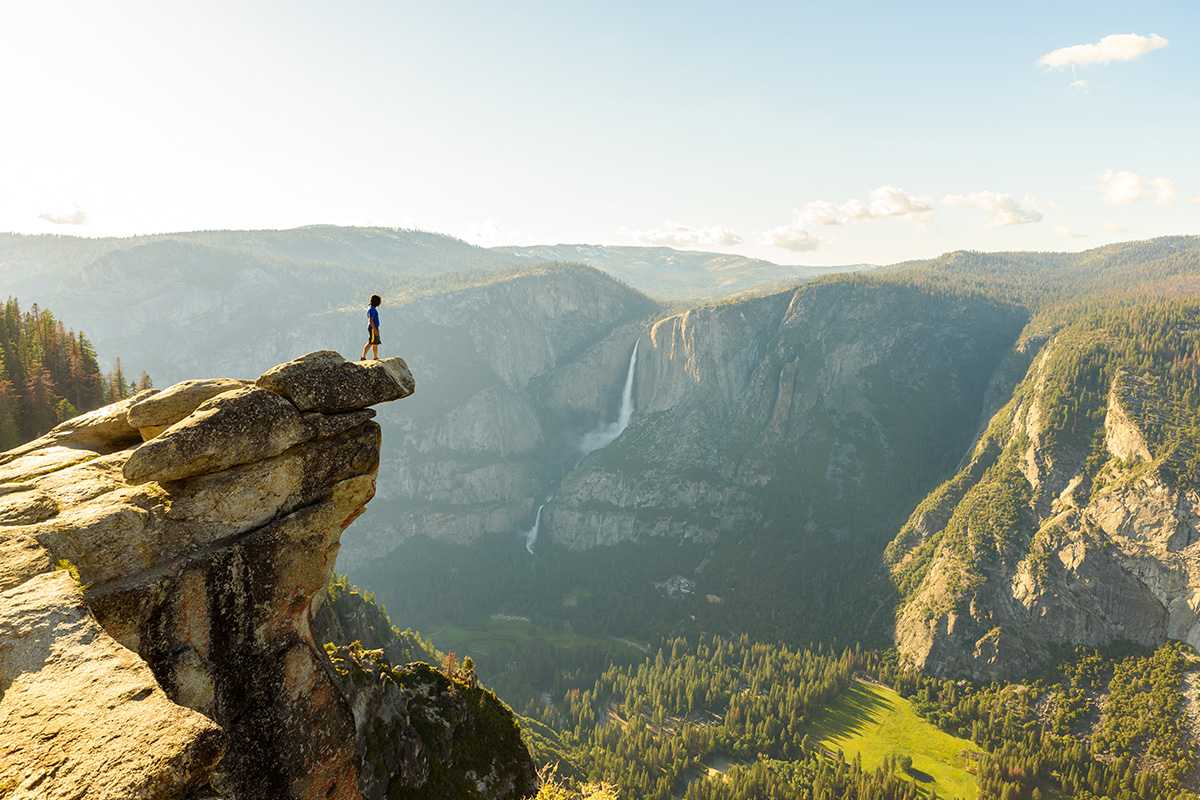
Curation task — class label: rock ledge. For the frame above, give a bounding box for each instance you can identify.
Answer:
[0,351,414,800]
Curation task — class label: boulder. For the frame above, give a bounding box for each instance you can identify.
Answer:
[127,378,251,439]
[256,350,415,414]
[0,570,224,800]
[47,389,155,449]
[0,391,154,468]
[122,387,309,484]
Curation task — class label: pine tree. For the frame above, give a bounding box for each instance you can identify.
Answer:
[0,297,141,449]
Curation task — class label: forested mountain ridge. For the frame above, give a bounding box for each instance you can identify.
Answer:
[879,235,1200,678]
[883,235,1200,310]
[491,243,859,301]
[888,295,1200,679]
[0,226,846,325]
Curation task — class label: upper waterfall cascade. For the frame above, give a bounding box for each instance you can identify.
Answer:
[524,339,640,553]
[579,339,639,455]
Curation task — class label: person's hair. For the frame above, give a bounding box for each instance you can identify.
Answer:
[370,295,382,307]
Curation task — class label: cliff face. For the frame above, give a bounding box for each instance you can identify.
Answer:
[310,578,538,800]
[544,280,1027,551]
[0,351,414,799]
[889,329,1200,680]
[0,570,225,800]
[325,643,537,800]
[341,266,659,563]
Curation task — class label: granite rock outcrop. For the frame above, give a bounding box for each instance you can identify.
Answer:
[325,643,537,800]
[890,332,1200,680]
[0,351,415,799]
[0,570,224,800]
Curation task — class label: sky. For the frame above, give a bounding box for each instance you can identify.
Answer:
[1,0,1197,266]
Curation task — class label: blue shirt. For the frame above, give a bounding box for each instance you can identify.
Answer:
[367,306,379,329]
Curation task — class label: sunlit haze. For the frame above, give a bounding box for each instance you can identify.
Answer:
[2,0,1197,265]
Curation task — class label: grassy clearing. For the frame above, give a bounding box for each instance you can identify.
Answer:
[426,617,625,657]
[805,680,979,800]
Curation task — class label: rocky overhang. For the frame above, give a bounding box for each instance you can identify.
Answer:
[0,350,413,800]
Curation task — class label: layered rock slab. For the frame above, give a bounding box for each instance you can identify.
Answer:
[123,386,319,484]
[257,350,415,413]
[0,350,417,799]
[0,570,224,800]
[127,377,251,440]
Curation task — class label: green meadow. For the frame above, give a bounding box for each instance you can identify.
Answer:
[805,680,979,800]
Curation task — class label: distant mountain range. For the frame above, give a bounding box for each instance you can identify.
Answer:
[492,243,865,301]
[0,226,862,387]
[6,226,1200,680]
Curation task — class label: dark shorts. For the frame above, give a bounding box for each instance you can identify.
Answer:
[367,326,381,345]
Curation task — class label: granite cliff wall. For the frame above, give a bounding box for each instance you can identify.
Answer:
[544,280,1027,551]
[890,331,1200,680]
[0,352,416,799]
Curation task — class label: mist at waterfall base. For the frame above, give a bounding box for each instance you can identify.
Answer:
[523,340,640,555]
[579,339,639,456]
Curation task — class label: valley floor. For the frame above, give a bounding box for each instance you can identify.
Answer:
[805,679,979,800]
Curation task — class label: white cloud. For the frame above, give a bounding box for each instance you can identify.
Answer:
[631,221,743,248]
[1070,79,1089,92]
[1030,197,1071,213]
[796,186,933,228]
[1097,170,1177,205]
[1151,179,1179,205]
[941,191,1043,229]
[1098,171,1143,204]
[757,224,827,252]
[1192,196,1200,205]
[37,204,88,225]
[1038,33,1168,68]
[755,185,931,252]
[1104,221,1134,234]
[1054,225,1086,238]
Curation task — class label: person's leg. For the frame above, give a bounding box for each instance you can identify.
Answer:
[361,342,370,360]
[371,343,379,359]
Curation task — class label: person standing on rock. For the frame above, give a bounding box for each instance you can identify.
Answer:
[361,294,382,360]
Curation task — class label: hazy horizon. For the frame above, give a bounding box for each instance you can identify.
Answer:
[2,1,1197,268]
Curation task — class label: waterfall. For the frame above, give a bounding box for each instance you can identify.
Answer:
[523,501,547,556]
[579,339,639,455]
[524,500,547,555]
[523,339,640,555]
